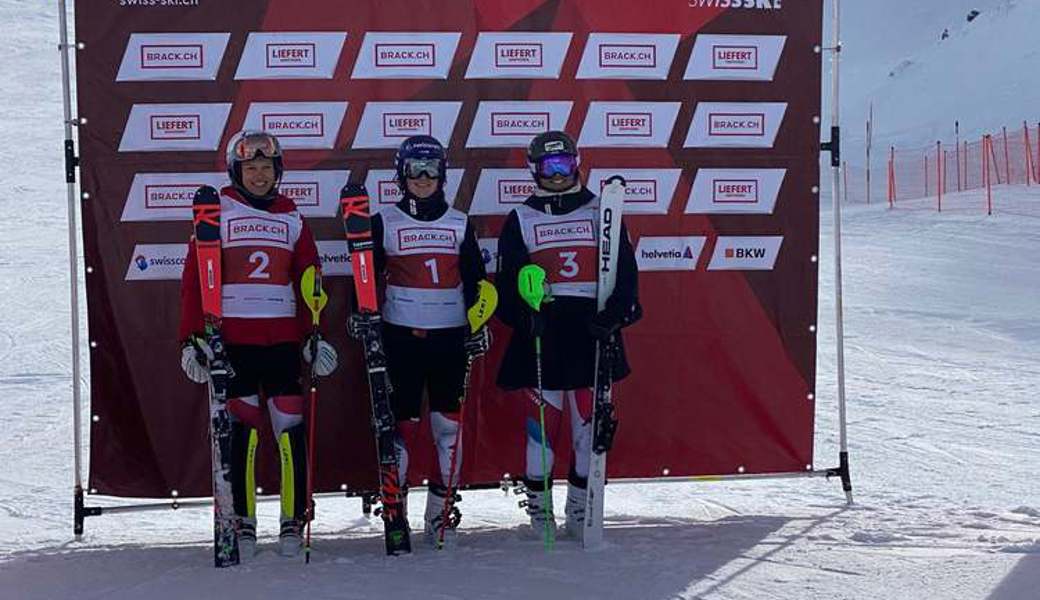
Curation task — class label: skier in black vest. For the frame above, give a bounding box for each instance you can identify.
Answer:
[349,135,489,546]
[494,131,641,541]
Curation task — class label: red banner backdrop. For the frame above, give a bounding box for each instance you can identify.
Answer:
[76,0,822,499]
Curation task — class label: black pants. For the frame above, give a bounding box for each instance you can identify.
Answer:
[383,323,467,420]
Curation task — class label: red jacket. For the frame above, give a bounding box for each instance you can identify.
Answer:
[179,186,320,346]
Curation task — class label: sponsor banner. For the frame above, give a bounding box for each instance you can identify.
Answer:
[234,32,347,80]
[685,34,787,81]
[469,169,536,215]
[684,102,787,148]
[586,169,681,215]
[124,243,188,281]
[578,101,680,148]
[477,238,498,274]
[708,236,784,271]
[685,168,786,214]
[316,240,353,276]
[242,101,347,149]
[118,103,231,152]
[575,33,681,80]
[464,32,573,79]
[280,170,350,217]
[116,33,230,81]
[352,102,462,149]
[120,172,226,222]
[351,32,461,79]
[363,168,465,212]
[465,101,573,148]
[635,236,706,271]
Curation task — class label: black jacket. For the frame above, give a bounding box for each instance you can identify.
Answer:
[495,186,640,390]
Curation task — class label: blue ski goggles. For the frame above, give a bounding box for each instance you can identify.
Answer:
[402,157,443,179]
[535,154,578,179]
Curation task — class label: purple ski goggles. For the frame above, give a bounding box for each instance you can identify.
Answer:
[535,154,578,179]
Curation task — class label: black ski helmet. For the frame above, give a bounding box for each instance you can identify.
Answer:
[225,130,284,193]
[527,130,579,164]
[395,135,447,191]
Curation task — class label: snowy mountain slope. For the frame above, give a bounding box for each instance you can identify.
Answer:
[0,1,1037,599]
[835,0,1040,151]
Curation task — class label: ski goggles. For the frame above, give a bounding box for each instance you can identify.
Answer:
[402,157,443,179]
[534,153,578,179]
[231,132,282,161]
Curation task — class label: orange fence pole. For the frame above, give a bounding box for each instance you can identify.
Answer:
[1002,126,1011,184]
[955,121,962,191]
[937,141,943,212]
[984,135,993,215]
[843,161,849,204]
[1025,122,1034,186]
[888,146,895,208]
[989,134,1002,184]
[964,140,969,189]
[924,154,929,196]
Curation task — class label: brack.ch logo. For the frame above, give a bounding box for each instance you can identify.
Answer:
[375,43,435,67]
[491,112,549,136]
[262,113,324,138]
[599,44,656,68]
[140,44,203,69]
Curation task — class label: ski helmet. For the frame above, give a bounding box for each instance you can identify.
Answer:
[395,135,447,191]
[225,130,284,193]
[527,131,580,181]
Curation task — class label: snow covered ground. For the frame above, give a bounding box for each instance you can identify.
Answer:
[1,1,1038,599]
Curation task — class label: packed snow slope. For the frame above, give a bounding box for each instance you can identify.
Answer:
[0,1,1038,599]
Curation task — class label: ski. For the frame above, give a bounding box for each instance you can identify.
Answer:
[191,185,240,567]
[583,176,625,549]
[339,183,411,556]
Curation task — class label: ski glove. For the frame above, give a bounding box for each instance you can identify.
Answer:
[180,335,213,384]
[587,300,643,341]
[463,326,492,359]
[302,334,338,377]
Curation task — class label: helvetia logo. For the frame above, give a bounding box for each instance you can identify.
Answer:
[495,43,543,67]
[713,179,759,203]
[688,0,782,8]
[640,247,696,260]
[266,43,316,68]
[713,45,758,70]
[150,114,200,140]
[140,44,203,69]
[262,113,324,137]
[599,44,656,68]
[709,113,765,136]
[491,112,549,136]
[383,113,432,137]
[607,113,653,137]
[398,228,457,250]
[375,43,435,67]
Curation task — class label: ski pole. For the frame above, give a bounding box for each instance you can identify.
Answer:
[518,265,554,551]
[438,280,498,549]
[300,265,328,564]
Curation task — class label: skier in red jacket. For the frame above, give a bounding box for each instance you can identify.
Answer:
[179,130,338,558]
